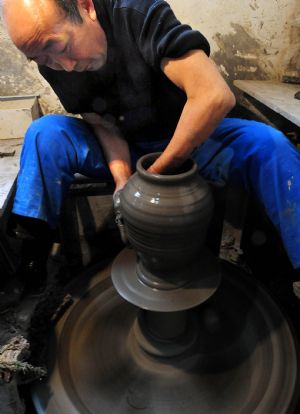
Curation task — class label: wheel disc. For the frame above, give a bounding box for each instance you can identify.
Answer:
[32,262,300,414]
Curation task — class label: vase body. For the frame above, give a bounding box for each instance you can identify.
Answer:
[120,153,214,283]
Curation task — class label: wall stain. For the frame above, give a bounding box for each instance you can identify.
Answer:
[212,23,269,86]
[249,0,259,11]
[0,28,63,113]
[285,25,300,75]
[0,45,42,95]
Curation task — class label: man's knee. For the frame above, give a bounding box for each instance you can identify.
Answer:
[239,121,292,164]
[23,115,77,160]
[25,114,73,142]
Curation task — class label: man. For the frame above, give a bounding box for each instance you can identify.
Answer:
[2,0,300,293]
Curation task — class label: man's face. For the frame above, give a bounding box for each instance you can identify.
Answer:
[4,0,107,72]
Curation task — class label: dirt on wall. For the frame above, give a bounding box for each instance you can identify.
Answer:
[212,23,272,86]
[0,18,63,114]
[285,24,300,77]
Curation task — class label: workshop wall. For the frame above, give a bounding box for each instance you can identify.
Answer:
[0,0,299,113]
[169,0,299,84]
[0,18,64,113]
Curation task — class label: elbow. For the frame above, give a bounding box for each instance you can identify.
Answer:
[191,85,236,119]
[226,89,236,112]
[216,87,236,116]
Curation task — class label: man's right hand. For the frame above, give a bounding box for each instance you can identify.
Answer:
[81,113,132,193]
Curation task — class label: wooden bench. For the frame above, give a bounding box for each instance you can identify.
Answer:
[0,139,22,218]
[0,95,40,274]
[234,80,300,128]
[0,95,40,218]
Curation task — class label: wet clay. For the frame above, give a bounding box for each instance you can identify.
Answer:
[112,153,221,312]
[120,153,214,283]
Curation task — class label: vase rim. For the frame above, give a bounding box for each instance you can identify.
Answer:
[136,152,198,182]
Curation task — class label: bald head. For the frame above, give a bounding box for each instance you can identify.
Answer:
[2,0,107,72]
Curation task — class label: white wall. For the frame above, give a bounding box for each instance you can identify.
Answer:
[169,0,300,82]
[0,18,64,113]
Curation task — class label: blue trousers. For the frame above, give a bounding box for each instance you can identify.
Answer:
[12,114,300,268]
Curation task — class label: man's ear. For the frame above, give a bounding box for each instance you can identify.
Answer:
[77,0,97,21]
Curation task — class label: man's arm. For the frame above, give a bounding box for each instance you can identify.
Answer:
[81,113,131,193]
[148,50,236,174]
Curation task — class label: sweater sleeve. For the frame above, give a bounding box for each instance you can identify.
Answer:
[117,0,210,70]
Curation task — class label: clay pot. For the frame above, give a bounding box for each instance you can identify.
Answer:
[119,153,214,285]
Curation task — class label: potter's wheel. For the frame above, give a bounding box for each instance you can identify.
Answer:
[32,260,299,414]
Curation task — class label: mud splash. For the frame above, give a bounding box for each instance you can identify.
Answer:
[212,23,270,86]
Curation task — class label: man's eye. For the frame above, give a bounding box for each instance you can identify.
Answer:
[59,44,69,54]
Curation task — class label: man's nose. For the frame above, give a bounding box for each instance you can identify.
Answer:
[54,56,77,72]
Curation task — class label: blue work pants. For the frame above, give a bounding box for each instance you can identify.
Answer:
[12,114,300,268]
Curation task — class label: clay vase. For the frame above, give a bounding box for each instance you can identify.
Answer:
[119,153,214,287]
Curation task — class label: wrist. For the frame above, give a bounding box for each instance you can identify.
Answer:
[114,178,129,193]
[109,161,131,191]
[148,152,186,174]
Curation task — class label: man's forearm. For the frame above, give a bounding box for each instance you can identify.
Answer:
[149,50,236,174]
[82,113,132,191]
[148,90,235,174]
[96,126,132,191]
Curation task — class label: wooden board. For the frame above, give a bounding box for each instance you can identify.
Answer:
[234,80,300,127]
[0,139,22,215]
[0,96,39,140]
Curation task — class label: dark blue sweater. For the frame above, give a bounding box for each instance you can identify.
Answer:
[39,0,210,142]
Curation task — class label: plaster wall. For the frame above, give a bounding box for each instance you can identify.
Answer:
[0,18,64,113]
[0,0,299,113]
[169,0,300,84]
